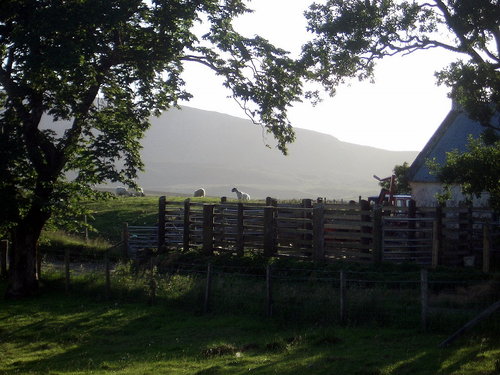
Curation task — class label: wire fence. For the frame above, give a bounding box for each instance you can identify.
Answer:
[36,247,500,336]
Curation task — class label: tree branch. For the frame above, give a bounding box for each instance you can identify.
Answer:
[181,54,219,70]
[491,28,500,60]
[420,2,438,8]
[4,46,15,75]
[433,0,486,64]
[0,65,50,174]
[58,52,121,170]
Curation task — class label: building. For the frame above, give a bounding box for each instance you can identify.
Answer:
[407,103,499,207]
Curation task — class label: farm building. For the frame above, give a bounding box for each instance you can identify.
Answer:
[407,102,499,207]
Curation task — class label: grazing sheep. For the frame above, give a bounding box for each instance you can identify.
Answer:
[231,187,250,201]
[115,186,130,196]
[131,187,145,197]
[194,188,206,197]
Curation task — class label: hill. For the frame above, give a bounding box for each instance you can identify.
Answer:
[136,106,418,199]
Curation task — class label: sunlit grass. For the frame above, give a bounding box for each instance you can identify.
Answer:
[1,283,499,375]
[41,230,111,249]
[23,196,500,374]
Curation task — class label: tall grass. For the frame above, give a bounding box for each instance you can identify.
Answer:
[41,230,111,250]
[36,253,500,336]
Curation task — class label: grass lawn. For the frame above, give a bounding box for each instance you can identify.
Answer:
[15,196,500,374]
[1,282,499,375]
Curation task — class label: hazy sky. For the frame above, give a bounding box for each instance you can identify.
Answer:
[180,0,459,152]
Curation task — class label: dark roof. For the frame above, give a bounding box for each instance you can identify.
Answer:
[408,107,499,183]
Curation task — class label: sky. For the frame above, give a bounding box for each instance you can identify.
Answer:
[180,0,459,152]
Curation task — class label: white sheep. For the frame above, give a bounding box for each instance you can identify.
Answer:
[194,188,206,197]
[231,187,250,201]
[115,186,130,196]
[131,187,145,197]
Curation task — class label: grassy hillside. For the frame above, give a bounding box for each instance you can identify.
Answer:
[54,196,219,244]
[40,195,237,253]
[128,106,418,199]
[42,106,419,200]
[83,196,162,242]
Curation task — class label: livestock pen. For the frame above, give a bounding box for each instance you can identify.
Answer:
[118,197,500,270]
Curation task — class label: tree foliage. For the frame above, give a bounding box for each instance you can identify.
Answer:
[429,135,500,211]
[378,162,412,194]
[301,0,500,128]
[0,0,305,297]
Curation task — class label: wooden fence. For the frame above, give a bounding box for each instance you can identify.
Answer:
[125,197,500,269]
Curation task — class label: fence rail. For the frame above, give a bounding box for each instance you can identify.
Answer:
[125,197,500,269]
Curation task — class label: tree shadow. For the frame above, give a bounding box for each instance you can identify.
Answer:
[1,291,499,375]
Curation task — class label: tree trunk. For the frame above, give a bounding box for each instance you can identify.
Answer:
[5,211,47,299]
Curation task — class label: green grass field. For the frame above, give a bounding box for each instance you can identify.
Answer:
[12,196,500,374]
[40,195,213,249]
[83,196,219,243]
[1,280,499,375]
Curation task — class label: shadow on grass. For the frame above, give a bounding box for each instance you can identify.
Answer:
[1,281,499,375]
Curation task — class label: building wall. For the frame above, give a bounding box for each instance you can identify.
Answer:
[410,111,487,183]
[410,182,490,207]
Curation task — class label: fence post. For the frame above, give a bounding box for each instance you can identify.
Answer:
[408,200,416,251]
[420,268,428,331]
[360,200,371,249]
[483,223,491,273]
[204,263,212,314]
[236,203,244,257]
[183,199,191,252]
[431,222,442,269]
[203,204,215,255]
[65,248,70,293]
[158,196,166,249]
[266,197,278,206]
[432,220,440,269]
[266,265,273,317]
[302,199,313,252]
[0,240,8,278]
[263,206,276,257]
[148,257,156,306]
[458,204,473,256]
[105,249,111,299]
[432,206,442,268]
[372,208,383,264]
[467,205,474,253]
[340,269,347,325]
[122,222,129,259]
[439,300,500,347]
[313,204,325,261]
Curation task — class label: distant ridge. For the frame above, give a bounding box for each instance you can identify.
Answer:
[136,106,418,199]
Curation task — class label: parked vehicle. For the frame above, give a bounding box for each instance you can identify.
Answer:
[369,174,412,208]
[368,194,413,208]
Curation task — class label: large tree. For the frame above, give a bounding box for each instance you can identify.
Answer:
[0,0,305,298]
[301,0,500,128]
[377,162,412,194]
